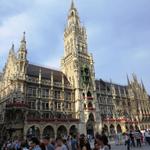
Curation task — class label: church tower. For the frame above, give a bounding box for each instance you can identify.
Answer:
[61,0,101,135]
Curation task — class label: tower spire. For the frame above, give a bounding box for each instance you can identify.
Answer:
[9,43,15,54]
[126,74,130,85]
[141,79,146,92]
[17,32,27,60]
[68,0,80,26]
[21,31,26,43]
[19,32,27,52]
[132,73,138,82]
[71,0,75,9]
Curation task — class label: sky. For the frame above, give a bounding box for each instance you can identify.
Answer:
[0,0,150,93]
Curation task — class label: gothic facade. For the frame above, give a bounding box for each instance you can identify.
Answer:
[0,1,150,140]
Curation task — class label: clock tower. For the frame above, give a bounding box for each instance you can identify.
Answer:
[61,0,101,135]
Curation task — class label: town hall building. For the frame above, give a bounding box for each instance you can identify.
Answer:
[0,1,150,140]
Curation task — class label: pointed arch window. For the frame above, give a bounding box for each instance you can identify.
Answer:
[71,11,74,17]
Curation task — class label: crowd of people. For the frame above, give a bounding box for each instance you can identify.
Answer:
[0,132,110,150]
[115,129,150,150]
[1,129,150,150]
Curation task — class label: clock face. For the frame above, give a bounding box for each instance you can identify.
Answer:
[81,65,90,85]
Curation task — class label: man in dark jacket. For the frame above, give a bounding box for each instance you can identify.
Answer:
[42,136,55,150]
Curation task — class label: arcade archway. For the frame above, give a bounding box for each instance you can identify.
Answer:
[26,126,40,139]
[117,124,122,133]
[57,125,67,137]
[69,125,77,136]
[103,124,109,135]
[43,126,55,138]
[110,124,115,135]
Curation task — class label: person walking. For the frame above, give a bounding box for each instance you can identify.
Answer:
[71,136,77,150]
[125,133,130,150]
[29,137,41,150]
[20,141,29,150]
[95,134,109,150]
[129,131,135,147]
[42,136,55,150]
[134,130,142,147]
[145,130,150,145]
[55,137,68,150]
[79,134,91,150]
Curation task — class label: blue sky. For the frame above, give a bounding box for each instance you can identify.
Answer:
[0,0,150,92]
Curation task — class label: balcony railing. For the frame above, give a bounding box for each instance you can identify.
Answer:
[83,97,94,100]
[87,97,94,100]
[103,117,138,123]
[84,107,96,111]
[26,117,79,123]
[6,101,29,108]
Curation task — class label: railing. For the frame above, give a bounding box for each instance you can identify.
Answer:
[26,118,79,122]
[83,97,94,100]
[42,80,51,85]
[103,117,139,123]
[54,82,62,87]
[26,76,72,88]
[87,96,94,100]
[6,101,29,108]
[26,77,39,84]
[84,107,96,111]
[54,83,72,89]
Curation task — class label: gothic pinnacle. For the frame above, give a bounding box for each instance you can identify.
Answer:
[126,73,130,85]
[71,0,75,9]
[9,43,15,55]
[19,31,27,52]
[21,31,26,43]
[11,43,14,51]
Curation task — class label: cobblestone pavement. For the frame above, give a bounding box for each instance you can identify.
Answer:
[90,140,150,150]
[111,144,150,150]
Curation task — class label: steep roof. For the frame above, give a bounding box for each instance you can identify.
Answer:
[27,64,70,84]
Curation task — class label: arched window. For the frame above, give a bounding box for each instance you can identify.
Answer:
[71,11,74,17]
[88,102,93,108]
[83,93,85,99]
[87,91,92,97]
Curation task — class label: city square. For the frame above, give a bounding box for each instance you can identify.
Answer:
[111,145,149,150]
[0,0,150,150]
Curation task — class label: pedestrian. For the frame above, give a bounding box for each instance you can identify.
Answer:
[145,129,150,145]
[134,130,142,147]
[71,136,77,150]
[55,137,68,150]
[95,134,109,150]
[39,143,46,150]
[29,137,41,150]
[42,136,55,150]
[124,133,130,150]
[79,134,91,150]
[129,131,135,147]
[20,140,29,150]
[101,132,111,149]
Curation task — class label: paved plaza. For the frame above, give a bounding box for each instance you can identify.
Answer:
[90,140,150,150]
[111,144,150,150]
